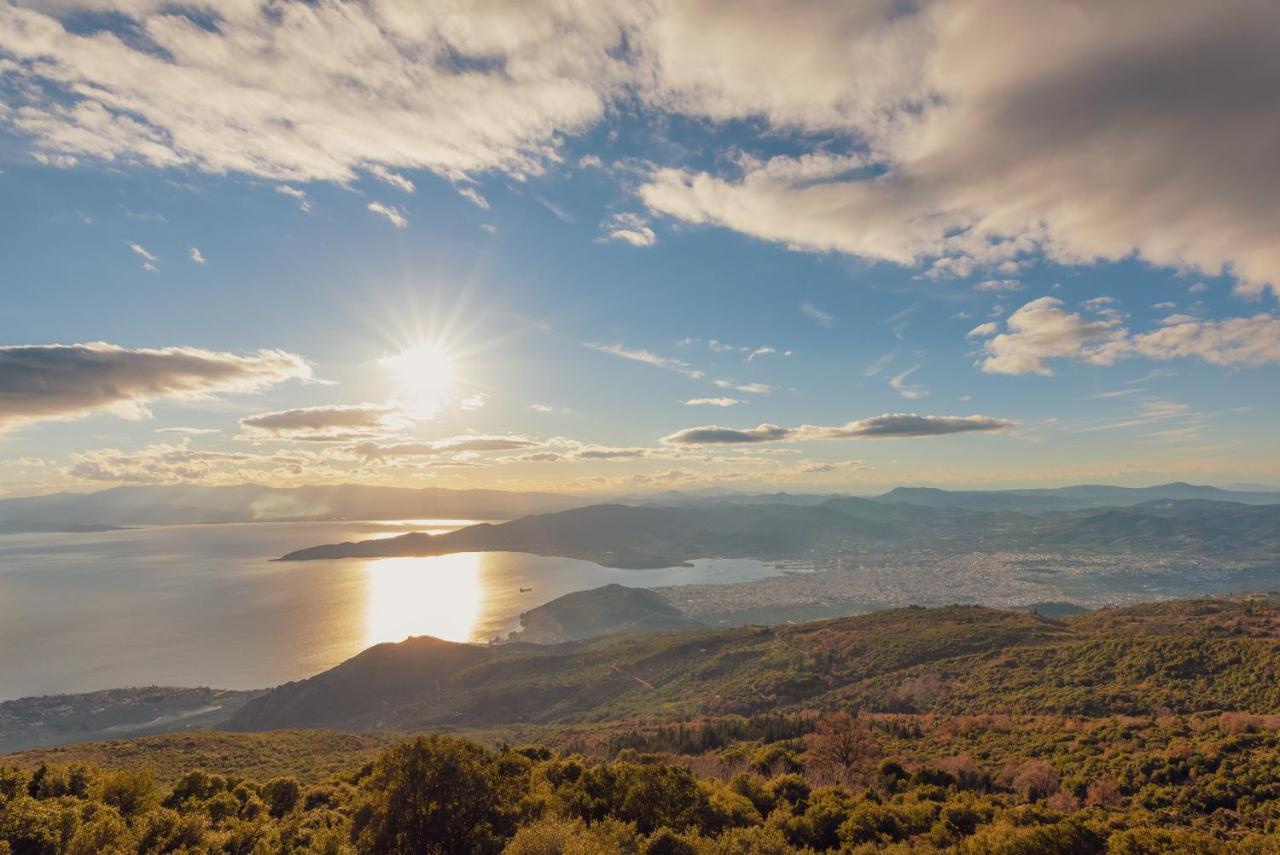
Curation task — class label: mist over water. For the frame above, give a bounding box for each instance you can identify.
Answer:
[0,522,782,700]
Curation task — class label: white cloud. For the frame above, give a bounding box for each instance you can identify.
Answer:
[713,379,773,394]
[585,341,704,379]
[685,397,740,407]
[889,365,928,400]
[632,1,1280,297]
[801,302,833,327]
[8,1,1280,295]
[975,279,1020,292]
[975,298,1280,374]
[129,242,156,270]
[459,392,488,411]
[966,322,999,339]
[367,201,407,228]
[1,2,630,183]
[274,185,311,212]
[155,426,220,435]
[602,212,656,247]
[188,246,205,264]
[458,187,490,209]
[974,297,1126,375]
[368,165,415,193]
[0,342,311,431]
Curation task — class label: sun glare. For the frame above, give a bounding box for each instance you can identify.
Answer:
[380,345,456,405]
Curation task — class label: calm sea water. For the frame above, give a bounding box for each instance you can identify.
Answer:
[0,522,783,700]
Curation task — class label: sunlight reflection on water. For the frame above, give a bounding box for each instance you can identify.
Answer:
[363,554,483,646]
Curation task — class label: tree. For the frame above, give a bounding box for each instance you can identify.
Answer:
[805,712,875,776]
[353,736,522,855]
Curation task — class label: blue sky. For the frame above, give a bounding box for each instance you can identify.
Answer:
[1,1,1277,495]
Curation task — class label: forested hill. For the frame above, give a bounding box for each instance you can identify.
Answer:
[229,596,1280,734]
[278,497,1280,566]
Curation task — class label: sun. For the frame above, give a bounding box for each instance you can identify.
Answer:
[380,345,456,405]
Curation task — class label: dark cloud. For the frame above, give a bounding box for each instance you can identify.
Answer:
[239,404,401,439]
[810,414,1016,439]
[664,415,1014,445]
[662,423,793,445]
[0,342,311,431]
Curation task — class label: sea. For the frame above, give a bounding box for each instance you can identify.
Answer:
[0,521,783,700]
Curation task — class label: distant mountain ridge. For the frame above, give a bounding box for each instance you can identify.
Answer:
[2,481,1275,529]
[875,481,1280,510]
[279,495,1280,566]
[0,483,588,526]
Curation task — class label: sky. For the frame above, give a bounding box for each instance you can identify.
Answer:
[1,0,1278,497]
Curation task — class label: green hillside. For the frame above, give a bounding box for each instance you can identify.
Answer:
[229,597,1280,735]
[12,598,1280,852]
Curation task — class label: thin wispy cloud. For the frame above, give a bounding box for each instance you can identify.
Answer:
[685,398,741,407]
[801,302,834,327]
[586,342,704,379]
[601,212,656,247]
[129,242,157,271]
[367,202,407,229]
[889,365,928,400]
[458,187,490,209]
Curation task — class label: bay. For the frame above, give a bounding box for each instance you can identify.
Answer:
[0,521,782,700]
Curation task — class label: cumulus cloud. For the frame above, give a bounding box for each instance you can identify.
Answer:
[367,202,407,228]
[0,343,311,431]
[973,298,1280,374]
[8,2,1279,294]
[633,1,1280,297]
[188,246,205,264]
[663,413,1014,444]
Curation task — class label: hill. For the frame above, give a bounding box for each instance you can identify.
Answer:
[0,688,258,753]
[506,584,704,643]
[227,597,1280,734]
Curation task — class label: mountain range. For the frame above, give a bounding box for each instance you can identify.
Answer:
[280,495,1280,567]
[2,481,1276,529]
